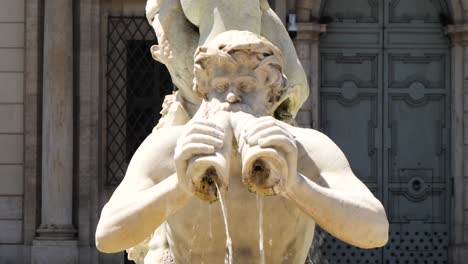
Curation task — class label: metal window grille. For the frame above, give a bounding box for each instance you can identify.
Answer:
[106,16,173,187]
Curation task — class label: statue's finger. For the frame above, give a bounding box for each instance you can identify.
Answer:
[247,126,293,146]
[188,124,225,139]
[244,116,272,130]
[253,116,289,130]
[176,143,215,161]
[191,119,225,132]
[258,135,297,154]
[244,120,276,140]
[244,118,290,140]
[183,134,224,149]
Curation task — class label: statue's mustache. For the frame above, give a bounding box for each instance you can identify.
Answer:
[216,102,252,112]
[202,100,270,119]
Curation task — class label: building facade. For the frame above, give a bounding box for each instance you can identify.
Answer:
[1,0,468,263]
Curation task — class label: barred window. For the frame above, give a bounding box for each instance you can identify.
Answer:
[106,16,173,187]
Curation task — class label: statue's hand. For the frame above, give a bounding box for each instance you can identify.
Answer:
[241,116,298,194]
[174,119,225,194]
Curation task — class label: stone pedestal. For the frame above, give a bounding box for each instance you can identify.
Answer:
[32,240,78,264]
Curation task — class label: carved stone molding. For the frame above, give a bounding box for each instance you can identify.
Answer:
[447,24,468,46]
[296,22,327,41]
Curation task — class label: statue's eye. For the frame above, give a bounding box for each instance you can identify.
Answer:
[238,81,255,93]
[214,82,229,93]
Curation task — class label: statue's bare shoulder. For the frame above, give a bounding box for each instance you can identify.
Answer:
[110,126,184,198]
[291,126,372,193]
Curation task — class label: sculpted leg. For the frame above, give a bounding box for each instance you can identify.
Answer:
[148,0,201,111]
[180,0,262,44]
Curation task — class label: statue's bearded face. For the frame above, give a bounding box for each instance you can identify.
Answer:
[203,54,273,117]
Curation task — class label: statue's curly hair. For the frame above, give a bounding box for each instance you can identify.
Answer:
[192,31,290,117]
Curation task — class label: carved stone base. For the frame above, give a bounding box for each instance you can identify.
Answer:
[31,240,78,264]
[35,224,77,240]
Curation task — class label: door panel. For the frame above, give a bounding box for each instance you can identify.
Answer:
[318,0,450,263]
[321,93,379,185]
[320,49,383,194]
[382,48,450,263]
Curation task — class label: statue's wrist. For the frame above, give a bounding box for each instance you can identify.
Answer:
[175,174,193,198]
[283,172,303,199]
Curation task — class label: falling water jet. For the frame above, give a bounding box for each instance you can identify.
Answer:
[215,182,232,264]
[208,205,213,240]
[257,194,265,264]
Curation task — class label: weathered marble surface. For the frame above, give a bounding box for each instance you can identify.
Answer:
[95,1,389,263]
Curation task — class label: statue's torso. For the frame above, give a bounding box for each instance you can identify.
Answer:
[166,150,316,264]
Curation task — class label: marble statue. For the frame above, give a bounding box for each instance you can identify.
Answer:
[95,1,389,263]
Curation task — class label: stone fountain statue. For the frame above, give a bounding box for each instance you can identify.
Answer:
[95,1,389,263]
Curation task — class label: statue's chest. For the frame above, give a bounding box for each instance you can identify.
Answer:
[166,150,312,262]
[167,171,307,249]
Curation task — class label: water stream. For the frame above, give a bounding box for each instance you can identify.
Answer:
[216,183,232,264]
[256,194,265,264]
[208,205,213,240]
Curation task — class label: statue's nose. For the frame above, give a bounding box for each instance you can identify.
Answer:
[226,86,241,103]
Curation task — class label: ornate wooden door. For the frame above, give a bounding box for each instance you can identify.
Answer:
[318,1,451,263]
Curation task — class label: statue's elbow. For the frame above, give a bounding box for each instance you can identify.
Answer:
[362,215,389,249]
[354,205,389,249]
[368,199,390,248]
[95,221,124,253]
[95,229,114,253]
[95,229,123,253]
[373,218,389,248]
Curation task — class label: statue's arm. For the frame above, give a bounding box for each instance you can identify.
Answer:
[95,127,192,253]
[286,127,389,249]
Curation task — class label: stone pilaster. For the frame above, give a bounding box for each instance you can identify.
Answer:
[294,23,326,128]
[447,24,468,263]
[77,0,101,263]
[295,0,313,22]
[31,0,77,263]
[273,0,287,25]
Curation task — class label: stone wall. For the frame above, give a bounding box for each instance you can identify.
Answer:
[0,0,26,262]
